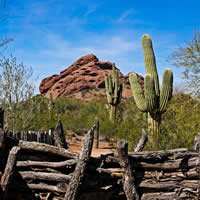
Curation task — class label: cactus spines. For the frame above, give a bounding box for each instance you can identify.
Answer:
[105,63,123,121]
[129,34,173,148]
[160,69,173,113]
[142,34,160,96]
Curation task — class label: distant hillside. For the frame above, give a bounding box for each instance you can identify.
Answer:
[39,54,144,100]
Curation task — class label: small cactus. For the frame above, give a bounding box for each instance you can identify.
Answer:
[94,117,99,148]
[48,93,55,120]
[105,63,123,121]
[129,34,173,148]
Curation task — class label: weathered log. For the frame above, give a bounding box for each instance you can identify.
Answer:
[17,140,78,159]
[19,171,71,183]
[54,120,68,149]
[17,159,77,168]
[139,179,200,191]
[64,125,95,200]
[134,129,148,152]
[103,155,199,171]
[127,148,189,160]
[117,140,139,200]
[1,146,20,200]
[29,167,64,174]
[141,190,198,200]
[95,167,199,180]
[27,183,66,193]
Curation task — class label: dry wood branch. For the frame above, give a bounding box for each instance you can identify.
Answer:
[139,179,200,191]
[17,159,77,168]
[19,171,71,183]
[117,140,139,200]
[64,125,95,200]
[27,183,66,193]
[18,140,78,159]
[141,190,198,200]
[1,146,20,200]
[104,155,199,171]
[128,148,189,160]
[134,129,148,152]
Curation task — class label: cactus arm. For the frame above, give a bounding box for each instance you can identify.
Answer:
[144,75,157,113]
[105,75,112,104]
[108,75,112,95]
[113,64,119,105]
[129,73,147,112]
[159,69,173,113]
[142,34,160,96]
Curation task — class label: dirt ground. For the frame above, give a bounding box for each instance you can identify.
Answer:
[66,134,115,157]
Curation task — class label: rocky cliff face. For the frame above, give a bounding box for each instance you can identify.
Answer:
[39,54,143,100]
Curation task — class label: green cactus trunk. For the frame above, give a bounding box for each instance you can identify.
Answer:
[129,34,173,149]
[148,113,161,149]
[105,63,123,122]
[110,105,117,121]
[94,117,99,148]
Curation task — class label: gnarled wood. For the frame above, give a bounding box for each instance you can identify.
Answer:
[1,146,20,200]
[64,125,95,200]
[19,171,71,183]
[134,129,148,152]
[54,120,68,149]
[18,140,78,159]
[17,159,77,168]
[117,140,139,200]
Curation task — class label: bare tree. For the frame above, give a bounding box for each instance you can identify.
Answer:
[169,30,200,96]
[0,55,34,106]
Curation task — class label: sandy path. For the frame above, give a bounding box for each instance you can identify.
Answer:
[67,135,115,157]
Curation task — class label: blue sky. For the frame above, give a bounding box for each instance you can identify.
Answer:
[1,0,200,92]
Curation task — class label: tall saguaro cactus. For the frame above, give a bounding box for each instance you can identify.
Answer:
[129,34,173,147]
[105,63,123,121]
[48,93,55,120]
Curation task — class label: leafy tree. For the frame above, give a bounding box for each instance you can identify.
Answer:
[170,30,200,96]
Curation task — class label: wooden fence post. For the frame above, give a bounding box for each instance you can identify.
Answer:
[64,125,96,200]
[1,146,20,200]
[54,120,67,149]
[117,140,139,200]
[134,129,148,152]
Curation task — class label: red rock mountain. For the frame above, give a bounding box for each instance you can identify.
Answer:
[39,54,143,100]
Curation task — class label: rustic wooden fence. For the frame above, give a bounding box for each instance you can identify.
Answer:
[0,127,199,200]
[5,130,54,145]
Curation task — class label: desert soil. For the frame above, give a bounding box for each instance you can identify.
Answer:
[66,134,115,157]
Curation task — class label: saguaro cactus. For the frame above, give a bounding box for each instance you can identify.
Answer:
[105,63,123,121]
[48,93,55,120]
[129,34,173,147]
[94,117,99,148]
